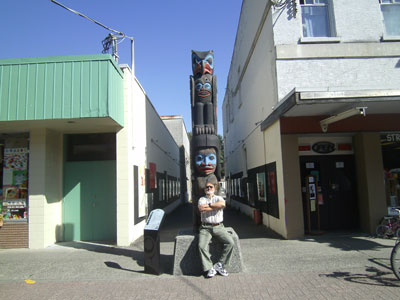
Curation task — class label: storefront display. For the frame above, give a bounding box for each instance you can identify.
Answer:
[0,147,29,222]
[381,133,400,215]
[385,168,400,215]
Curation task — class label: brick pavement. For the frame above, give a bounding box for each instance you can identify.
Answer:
[1,271,399,300]
[1,203,399,299]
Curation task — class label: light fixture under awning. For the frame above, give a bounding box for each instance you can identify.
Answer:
[320,107,367,133]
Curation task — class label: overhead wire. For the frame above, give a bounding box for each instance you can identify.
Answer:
[50,0,127,38]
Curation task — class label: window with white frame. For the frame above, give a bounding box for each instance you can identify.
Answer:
[300,0,334,38]
[380,0,400,36]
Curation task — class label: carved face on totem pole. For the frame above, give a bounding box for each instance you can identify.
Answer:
[194,148,217,176]
[192,50,214,78]
[194,74,212,103]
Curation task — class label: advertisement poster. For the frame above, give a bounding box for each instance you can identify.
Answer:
[256,172,267,202]
[149,162,157,189]
[139,166,146,218]
[13,170,28,185]
[2,148,28,220]
[266,162,279,219]
[268,171,276,195]
[308,183,316,200]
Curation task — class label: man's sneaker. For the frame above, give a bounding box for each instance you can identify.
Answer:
[206,267,217,278]
[214,262,228,276]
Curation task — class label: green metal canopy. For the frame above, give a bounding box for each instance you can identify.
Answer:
[0,54,124,127]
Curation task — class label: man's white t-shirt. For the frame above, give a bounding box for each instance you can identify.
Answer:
[198,194,225,224]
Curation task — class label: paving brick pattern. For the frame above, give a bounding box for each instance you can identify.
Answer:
[1,203,399,299]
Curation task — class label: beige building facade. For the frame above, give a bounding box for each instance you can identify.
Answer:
[223,0,400,238]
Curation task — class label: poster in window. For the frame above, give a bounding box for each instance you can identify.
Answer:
[3,148,28,186]
[3,148,28,171]
[13,170,27,186]
[266,162,279,219]
[309,183,316,200]
[139,166,146,217]
[247,182,255,206]
[4,186,18,199]
[256,172,266,202]
[268,171,276,195]
[149,162,156,189]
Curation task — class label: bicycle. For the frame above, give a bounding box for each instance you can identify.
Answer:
[390,209,400,280]
[376,213,400,238]
[390,232,400,280]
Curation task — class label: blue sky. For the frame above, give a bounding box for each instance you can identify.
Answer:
[0,0,242,135]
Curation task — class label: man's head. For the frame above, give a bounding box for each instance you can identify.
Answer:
[204,175,218,196]
[204,183,216,196]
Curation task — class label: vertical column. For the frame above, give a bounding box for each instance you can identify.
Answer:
[28,128,63,248]
[116,66,133,246]
[28,128,47,248]
[281,135,304,238]
[354,133,387,234]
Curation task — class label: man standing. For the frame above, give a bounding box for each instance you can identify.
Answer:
[198,182,234,278]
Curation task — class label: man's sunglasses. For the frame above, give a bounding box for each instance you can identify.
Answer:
[205,186,214,190]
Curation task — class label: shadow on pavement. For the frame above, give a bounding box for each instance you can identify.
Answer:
[297,233,394,252]
[320,265,400,287]
[57,241,148,272]
[104,261,145,274]
[58,241,176,275]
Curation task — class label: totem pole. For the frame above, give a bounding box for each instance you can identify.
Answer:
[190,50,221,230]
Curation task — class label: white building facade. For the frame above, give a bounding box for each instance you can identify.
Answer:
[161,115,192,204]
[223,0,400,238]
[117,66,184,246]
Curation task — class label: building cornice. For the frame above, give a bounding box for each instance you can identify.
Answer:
[276,42,400,60]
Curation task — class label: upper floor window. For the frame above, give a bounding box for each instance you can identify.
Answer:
[300,0,333,37]
[380,0,400,36]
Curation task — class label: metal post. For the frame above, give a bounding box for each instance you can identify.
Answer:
[130,38,135,76]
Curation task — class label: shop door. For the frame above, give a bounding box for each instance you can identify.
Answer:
[63,161,116,242]
[300,155,359,231]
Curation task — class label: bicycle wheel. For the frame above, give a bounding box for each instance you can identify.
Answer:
[376,224,388,238]
[390,242,400,280]
[396,228,400,240]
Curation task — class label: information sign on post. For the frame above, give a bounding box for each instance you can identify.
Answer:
[144,209,165,275]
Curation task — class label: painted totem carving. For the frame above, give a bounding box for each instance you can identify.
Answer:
[190,50,221,229]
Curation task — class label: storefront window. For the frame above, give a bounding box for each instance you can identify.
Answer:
[0,134,29,223]
[66,133,116,161]
[381,133,400,212]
